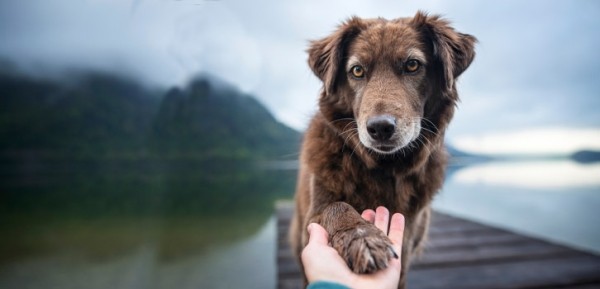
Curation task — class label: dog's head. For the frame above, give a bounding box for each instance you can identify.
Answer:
[308,12,476,155]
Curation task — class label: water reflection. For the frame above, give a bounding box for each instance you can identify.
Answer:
[0,217,276,289]
[435,159,600,254]
[2,157,599,289]
[0,159,295,289]
[453,160,600,189]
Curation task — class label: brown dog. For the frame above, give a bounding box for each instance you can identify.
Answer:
[290,11,476,288]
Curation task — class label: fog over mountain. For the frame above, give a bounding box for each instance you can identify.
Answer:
[1,0,598,154]
[0,66,300,160]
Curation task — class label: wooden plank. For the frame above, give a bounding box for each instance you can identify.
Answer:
[278,278,303,289]
[425,229,533,250]
[544,285,600,289]
[275,201,600,289]
[430,211,463,224]
[407,255,600,289]
[427,221,492,236]
[276,201,301,287]
[278,260,302,278]
[413,240,579,269]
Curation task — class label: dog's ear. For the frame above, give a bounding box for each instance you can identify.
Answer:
[308,17,365,95]
[411,11,476,93]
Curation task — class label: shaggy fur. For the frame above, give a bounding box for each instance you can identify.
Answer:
[290,11,476,288]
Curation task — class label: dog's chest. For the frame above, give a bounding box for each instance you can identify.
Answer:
[342,167,402,212]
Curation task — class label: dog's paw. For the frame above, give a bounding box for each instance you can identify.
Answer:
[331,224,398,274]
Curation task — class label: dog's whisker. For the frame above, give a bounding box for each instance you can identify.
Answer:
[341,121,358,134]
[331,118,356,126]
[340,127,358,140]
[340,134,354,153]
[409,141,418,154]
[350,132,362,159]
[338,126,361,157]
[333,117,357,153]
[416,137,432,157]
[343,131,358,148]
[420,117,440,134]
[421,127,439,137]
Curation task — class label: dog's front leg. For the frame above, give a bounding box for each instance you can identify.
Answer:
[318,202,398,274]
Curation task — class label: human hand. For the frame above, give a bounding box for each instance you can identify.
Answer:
[301,207,405,289]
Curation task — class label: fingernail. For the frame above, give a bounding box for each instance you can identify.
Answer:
[307,223,314,233]
[390,247,399,259]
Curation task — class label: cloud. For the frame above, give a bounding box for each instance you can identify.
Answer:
[445,0,600,137]
[0,0,598,135]
[452,160,600,189]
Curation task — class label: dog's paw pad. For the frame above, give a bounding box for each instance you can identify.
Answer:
[332,226,396,274]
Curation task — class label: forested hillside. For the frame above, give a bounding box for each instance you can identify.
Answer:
[0,68,300,160]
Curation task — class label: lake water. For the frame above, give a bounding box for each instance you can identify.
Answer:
[0,159,598,289]
[438,159,600,253]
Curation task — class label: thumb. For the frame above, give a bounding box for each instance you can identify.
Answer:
[307,223,329,245]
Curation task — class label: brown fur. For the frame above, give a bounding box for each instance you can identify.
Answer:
[290,11,476,288]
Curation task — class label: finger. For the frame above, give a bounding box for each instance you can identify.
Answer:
[374,206,390,234]
[361,209,376,223]
[388,213,405,256]
[306,223,329,246]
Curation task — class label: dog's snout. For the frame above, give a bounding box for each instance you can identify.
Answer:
[366,115,396,141]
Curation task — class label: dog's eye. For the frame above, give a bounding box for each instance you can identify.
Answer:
[350,65,365,78]
[405,59,421,73]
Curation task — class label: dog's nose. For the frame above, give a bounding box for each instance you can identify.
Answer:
[366,115,396,141]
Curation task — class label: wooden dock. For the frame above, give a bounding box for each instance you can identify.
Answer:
[276,202,600,289]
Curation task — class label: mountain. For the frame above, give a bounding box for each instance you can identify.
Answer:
[446,145,473,158]
[571,150,600,163]
[0,70,160,158]
[0,68,300,160]
[152,78,300,159]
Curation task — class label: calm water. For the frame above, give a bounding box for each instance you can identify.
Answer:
[436,159,600,254]
[0,159,598,289]
[0,159,293,289]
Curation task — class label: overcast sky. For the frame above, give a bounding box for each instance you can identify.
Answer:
[1,0,599,154]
